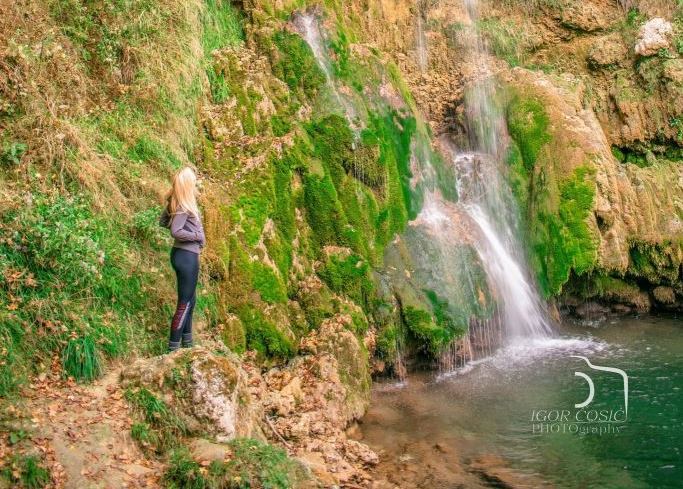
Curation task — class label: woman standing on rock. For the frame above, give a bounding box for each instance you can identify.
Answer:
[159,167,205,352]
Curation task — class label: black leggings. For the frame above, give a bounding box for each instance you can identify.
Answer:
[169,248,199,351]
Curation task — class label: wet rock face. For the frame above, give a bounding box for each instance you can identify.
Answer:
[635,18,674,56]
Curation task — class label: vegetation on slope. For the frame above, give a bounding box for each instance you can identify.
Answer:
[505,93,598,297]
[0,0,442,403]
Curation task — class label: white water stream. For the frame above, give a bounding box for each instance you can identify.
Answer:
[292,13,359,135]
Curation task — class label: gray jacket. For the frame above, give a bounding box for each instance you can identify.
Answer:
[160,208,205,254]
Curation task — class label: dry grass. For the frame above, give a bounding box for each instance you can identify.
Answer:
[0,0,205,213]
[621,0,681,18]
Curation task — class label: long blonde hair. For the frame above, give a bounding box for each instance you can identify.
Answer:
[165,167,199,217]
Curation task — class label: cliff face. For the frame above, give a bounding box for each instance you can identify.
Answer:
[391,0,683,313]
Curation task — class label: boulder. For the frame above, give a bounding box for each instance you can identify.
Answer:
[121,347,263,442]
[634,18,673,56]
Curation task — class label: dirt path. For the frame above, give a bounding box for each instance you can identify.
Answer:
[5,363,164,488]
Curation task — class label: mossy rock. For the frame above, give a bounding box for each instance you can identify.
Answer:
[121,348,264,444]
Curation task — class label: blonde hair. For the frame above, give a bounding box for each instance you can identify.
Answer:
[165,167,199,217]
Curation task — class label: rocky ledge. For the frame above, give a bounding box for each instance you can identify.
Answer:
[121,313,378,487]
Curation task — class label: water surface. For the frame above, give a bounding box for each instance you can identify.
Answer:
[363,315,682,488]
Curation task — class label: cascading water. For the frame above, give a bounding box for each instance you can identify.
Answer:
[406,0,553,374]
[454,152,553,340]
[453,0,553,341]
[292,12,359,135]
[291,5,552,377]
[415,1,428,74]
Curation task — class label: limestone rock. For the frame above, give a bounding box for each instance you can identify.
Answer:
[588,34,628,68]
[634,18,673,56]
[260,314,376,485]
[121,348,263,442]
[652,286,676,305]
[561,1,612,32]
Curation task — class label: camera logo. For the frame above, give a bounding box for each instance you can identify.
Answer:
[530,356,629,435]
[570,355,629,419]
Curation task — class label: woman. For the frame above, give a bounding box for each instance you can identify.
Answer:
[159,167,205,352]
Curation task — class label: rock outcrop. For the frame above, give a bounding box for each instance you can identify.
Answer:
[635,18,674,56]
[121,316,377,486]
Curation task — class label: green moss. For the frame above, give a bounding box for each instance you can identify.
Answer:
[317,253,373,306]
[270,114,291,137]
[424,289,467,338]
[376,324,399,360]
[306,115,355,185]
[251,262,288,304]
[531,166,598,296]
[236,305,295,359]
[611,146,626,162]
[229,194,270,247]
[506,95,551,171]
[271,30,326,97]
[401,300,463,357]
[505,92,598,297]
[364,111,418,221]
[302,171,350,249]
[628,240,683,286]
[403,306,443,355]
[506,142,530,211]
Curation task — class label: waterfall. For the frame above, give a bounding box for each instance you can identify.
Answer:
[454,152,553,339]
[415,2,428,73]
[290,4,552,378]
[416,0,552,373]
[452,0,553,341]
[292,12,359,135]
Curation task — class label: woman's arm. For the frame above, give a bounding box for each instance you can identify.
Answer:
[170,213,202,242]
[159,208,171,228]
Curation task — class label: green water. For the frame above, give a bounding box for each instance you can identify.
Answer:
[363,315,682,488]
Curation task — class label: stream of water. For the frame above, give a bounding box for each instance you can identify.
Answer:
[363,315,683,488]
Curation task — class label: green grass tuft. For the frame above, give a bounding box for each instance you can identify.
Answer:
[125,387,187,453]
[1,455,50,489]
[163,439,309,489]
[62,336,103,382]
